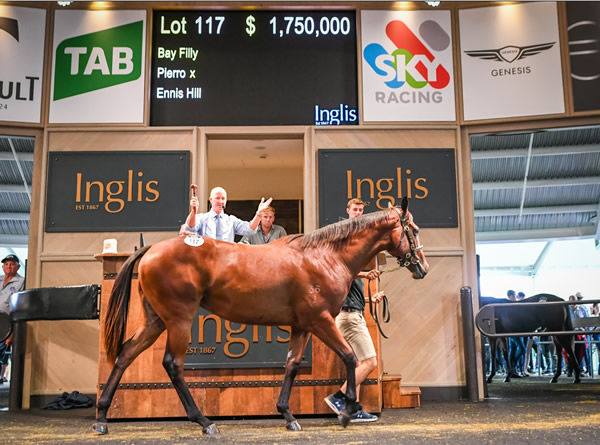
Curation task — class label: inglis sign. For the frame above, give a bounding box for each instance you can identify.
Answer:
[45,151,189,232]
[318,148,458,228]
[185,308,312,369]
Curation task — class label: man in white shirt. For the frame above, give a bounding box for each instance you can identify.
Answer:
[180,186,272,242]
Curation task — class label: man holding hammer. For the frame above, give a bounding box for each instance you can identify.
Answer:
[179,185,272,242]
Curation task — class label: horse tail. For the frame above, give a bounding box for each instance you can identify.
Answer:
[104,245,152,363]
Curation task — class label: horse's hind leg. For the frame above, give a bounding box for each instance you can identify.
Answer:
[502,338,514,382]
[554,335,580,384]
[276,329,310,431]
[94,301,165,434]
[162,324,219,436]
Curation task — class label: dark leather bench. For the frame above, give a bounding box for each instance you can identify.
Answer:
[7,285,99,410]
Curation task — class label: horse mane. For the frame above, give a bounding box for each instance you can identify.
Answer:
[285,209,390,250]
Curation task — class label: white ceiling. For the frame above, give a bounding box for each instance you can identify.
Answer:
[208,137,304,169]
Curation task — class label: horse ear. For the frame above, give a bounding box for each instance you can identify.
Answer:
[387,202,393,209]
[401,196,408,212]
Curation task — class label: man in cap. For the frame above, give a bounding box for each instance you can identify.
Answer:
[1,254,25,384]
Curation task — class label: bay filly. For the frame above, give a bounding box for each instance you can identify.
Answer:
[94,198,428,435]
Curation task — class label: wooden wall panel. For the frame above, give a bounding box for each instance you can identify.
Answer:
[29,320,99,395]
[420,228,462,251]
[379,256,465,386]
[210,167,303,200]
[41,232,175,256]
[313,128,457,149]
[47,129,194,151]
[39,260,101,286]
[26,261,103,395]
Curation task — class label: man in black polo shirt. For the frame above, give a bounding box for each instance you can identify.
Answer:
[324,198,384,423]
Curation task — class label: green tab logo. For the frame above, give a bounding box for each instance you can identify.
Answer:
[53,21,143,100]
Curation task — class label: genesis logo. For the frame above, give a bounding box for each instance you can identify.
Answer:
[464,42,555,63]
[0,17,19,41]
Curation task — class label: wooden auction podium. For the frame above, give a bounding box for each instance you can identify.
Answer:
[96,253,388,419]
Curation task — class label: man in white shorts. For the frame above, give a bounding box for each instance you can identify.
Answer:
[324,198,384,423]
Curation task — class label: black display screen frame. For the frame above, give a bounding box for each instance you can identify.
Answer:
[150,10,359,126]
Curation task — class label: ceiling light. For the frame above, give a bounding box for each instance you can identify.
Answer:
[425,1,441,6]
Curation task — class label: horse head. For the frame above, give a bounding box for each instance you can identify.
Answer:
[386,197,429,279]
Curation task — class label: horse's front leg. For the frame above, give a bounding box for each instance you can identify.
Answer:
[486,337,496,383]
[162,325,219,436]
[311,315,358,428]
[276,329,310,431]
[503,338,514,383]
[550,338,564,383]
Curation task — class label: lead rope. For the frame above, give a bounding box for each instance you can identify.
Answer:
[368,277,390,339]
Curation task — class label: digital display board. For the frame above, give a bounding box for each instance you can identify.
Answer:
[150,10,358,126]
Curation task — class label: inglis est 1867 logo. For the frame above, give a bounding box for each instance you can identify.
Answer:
[363,20,451,90]
[53,21,143,100]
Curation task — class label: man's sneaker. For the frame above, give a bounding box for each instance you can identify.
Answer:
[350,405,378,423]
[324,393,345,415]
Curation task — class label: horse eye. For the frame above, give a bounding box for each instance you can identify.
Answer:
[413,227,419,236]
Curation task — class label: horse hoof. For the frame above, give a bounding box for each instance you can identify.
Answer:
[574,378,581,384]
[486,377,493,384]
[338,412,351,428]
[92,422,108,435]
[549,377,558,384]
[286,420,302,431]
[203,423,220,436]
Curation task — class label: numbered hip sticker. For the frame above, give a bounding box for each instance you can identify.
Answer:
[184,234,205,247]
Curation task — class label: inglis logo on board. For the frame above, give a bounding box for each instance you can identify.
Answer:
[363,20,451,90]
[53,21,143,100]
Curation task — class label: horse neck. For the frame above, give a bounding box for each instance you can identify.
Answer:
[338,223,393,275]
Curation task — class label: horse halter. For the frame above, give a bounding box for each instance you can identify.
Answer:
[392,207,423,268]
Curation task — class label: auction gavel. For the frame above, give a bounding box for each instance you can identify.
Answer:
[190,184,198,212]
